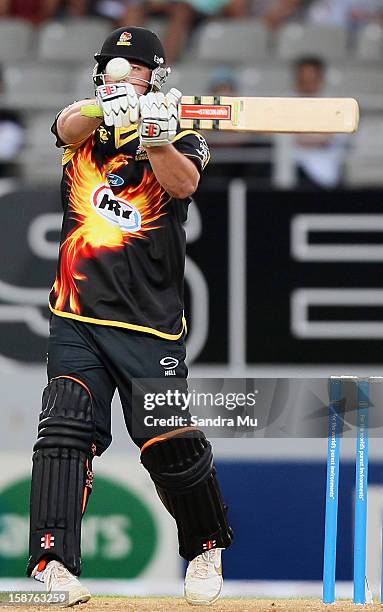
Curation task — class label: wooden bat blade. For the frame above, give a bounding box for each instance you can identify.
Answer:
[236,96,359,133]
[179,96,360,133]
[80,96,359,134]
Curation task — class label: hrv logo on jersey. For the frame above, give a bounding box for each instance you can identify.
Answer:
[92,184,141,231]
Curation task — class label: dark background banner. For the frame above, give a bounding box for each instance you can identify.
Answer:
[0,182,381,364]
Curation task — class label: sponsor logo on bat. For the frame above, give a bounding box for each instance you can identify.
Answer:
[180,105,231,120]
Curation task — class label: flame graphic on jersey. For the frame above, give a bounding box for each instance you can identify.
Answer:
[53,140,167,314]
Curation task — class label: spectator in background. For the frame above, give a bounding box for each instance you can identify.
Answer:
[292,56,348,189]
[0,66,24,179]
[0,0,61,23]
[250,0,383,30]
[250,0,301,29]
[205,66,242,148]
[0,109,24,178]
[306,0,383,29]
[208,65,238,96]
[54,0,90,18]
[203,66,259,178]
[93,0,126,21]
[94,0,247,64]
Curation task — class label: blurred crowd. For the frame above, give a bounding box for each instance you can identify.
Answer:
[205,57,348,188]
[1,0,383,26]
[0,0,381,187]
[0,0,382,63]
[0,52,349,189]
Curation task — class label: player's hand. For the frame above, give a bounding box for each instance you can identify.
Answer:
[138,88,181,147]
[96,83,139,128]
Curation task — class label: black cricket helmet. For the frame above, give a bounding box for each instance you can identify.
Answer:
[93,26,170,92]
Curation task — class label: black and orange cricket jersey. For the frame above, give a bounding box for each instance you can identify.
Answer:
[49,119,210,340]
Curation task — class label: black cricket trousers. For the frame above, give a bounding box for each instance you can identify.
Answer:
[47,313,189,454]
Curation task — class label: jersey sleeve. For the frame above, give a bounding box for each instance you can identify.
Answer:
[172,130,210,174]
[51,111,66,148]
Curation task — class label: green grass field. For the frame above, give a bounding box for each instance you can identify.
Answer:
[1,597,382,611]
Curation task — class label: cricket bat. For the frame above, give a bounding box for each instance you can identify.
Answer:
[81,96,359,133]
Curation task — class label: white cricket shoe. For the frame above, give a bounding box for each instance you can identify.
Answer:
[32,559,91,607]
[184,549,223,605]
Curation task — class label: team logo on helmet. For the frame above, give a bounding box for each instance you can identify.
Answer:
[117,31,132,46]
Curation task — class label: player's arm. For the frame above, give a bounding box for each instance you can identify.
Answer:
[57,82,140,144]
[145,146,199,199]
[139,88,200,198]
[56,99,102,146]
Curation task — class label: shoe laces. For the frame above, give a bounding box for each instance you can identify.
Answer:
[45,561,74,591]
[191,551,218,578]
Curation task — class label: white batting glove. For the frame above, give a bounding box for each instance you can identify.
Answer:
[139,88,182,147]
[96,83,139,128]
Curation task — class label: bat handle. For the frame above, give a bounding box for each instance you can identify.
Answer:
[80,104,104,119]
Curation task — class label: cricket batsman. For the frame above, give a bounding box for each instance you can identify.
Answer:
[26,26,233,606]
